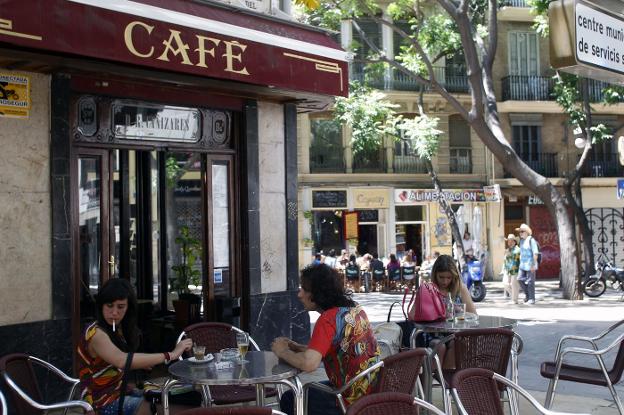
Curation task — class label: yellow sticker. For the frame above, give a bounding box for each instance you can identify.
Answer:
[0,73,30,118]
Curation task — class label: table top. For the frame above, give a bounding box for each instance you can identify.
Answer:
[411,315,517,334]
[168,351,299,386]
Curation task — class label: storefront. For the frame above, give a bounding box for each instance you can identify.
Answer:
[0,0,346,375]
[301,186,503,274]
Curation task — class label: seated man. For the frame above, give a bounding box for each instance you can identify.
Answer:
[272,264,380,415]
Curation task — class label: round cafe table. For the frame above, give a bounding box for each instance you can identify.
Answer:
[162,351,302,414]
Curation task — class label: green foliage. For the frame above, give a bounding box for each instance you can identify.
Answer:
[165,156,182,187]
[602,85,624,105]
[528,0,552,36]
[397,115,443,160]
[171,226,202,294]
[553,73,612,144]
[333,81,401,156]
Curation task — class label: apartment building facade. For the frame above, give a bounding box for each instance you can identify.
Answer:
[297,1,624,279]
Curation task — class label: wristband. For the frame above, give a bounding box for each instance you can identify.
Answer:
[163,352,171,364]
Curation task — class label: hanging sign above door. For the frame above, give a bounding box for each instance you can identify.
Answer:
[112,102,201,142]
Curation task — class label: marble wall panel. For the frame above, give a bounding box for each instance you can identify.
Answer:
[257,102,287,293]
[0,71,52,325]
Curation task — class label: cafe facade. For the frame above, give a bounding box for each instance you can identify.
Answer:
[0,0,347,373]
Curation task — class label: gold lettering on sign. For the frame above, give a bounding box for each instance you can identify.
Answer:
[123,21,250,75]
[194,35,221,68]
[223,41,250,75]
[124,21,154,58]
[158,30,193,65]
[0,18,42,41]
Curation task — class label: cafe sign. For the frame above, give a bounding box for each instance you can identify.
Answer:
[353,188,390,209]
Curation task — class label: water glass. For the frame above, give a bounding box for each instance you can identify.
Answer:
[192,344,206,361]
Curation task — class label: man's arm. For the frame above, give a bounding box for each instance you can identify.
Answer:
[272,338,322,372]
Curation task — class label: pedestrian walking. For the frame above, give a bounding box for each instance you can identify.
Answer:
[502,233,521,303]
[516,223,539,304]
[324,249,338,268]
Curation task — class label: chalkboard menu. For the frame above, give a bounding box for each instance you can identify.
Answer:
[312,190,347,208]
[357,210,379,222]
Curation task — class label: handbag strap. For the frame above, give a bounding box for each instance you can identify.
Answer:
[117,352,134,415]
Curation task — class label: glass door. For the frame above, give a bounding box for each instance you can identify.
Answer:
[76,148,111,330]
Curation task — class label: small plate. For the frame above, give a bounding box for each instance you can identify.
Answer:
[187,354,214,364]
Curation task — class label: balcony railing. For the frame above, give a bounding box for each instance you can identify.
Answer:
[582,154,624,177]
[502,0,529,7]
[393,154,428,173]
[502,76,554,101]
[501,76,624,102]
[352,66,469,93]
[309,147,345,173]
[450,157,473,174]
[504,153,558,177]
[353,149,386,173]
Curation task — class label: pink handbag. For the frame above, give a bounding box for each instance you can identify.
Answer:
[403,282,447,322]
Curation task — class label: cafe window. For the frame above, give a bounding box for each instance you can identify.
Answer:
[396,205,425,222]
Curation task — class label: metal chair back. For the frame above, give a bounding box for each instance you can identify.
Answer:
[177,322,260,355]
[0,389,8,415]
[346,392,445,415]
[375,348,427,396]
[0,353,43,415]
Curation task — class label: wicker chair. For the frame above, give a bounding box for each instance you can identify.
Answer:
[177,407,286,415]
[540,319,624,414]
[304,348,428,414]
[451,368,590,415]
[176,322,277,406]
[0,353,93,415]
[345,392,445,415]
[428,328,522,413]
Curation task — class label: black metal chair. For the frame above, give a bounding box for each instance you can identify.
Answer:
[0,353,93,415]
[540,319,624,413]
[0,389,7,415]
[177,407,286,415]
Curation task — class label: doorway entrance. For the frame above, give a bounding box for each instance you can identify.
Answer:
[74,148,238,351]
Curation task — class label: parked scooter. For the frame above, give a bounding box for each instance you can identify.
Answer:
[582,259,624,298]
[462,252,487,302]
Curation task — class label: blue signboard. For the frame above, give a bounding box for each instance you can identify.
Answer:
[618,179,624,200]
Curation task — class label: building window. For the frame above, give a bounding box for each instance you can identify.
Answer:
[512,125,541,160]
[508,32,539,76]
[449,115,472,174]
[309,119,344,173]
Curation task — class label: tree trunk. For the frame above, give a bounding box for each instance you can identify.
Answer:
[424,158,465,264]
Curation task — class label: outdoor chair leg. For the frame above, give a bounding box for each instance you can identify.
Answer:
[544,378,558,409]
[607,381,624,414]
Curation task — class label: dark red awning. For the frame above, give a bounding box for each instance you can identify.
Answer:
[0,0,348,97]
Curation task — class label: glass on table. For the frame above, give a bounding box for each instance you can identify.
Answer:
[453,303,466,323]
[236,332,250,363]
[193,344,206,361]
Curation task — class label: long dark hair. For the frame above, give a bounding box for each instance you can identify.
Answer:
[430,254,461,297]
[300,264,355,311]
[96,278,139,352]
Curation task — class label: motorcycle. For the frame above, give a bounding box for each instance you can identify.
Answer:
[462,252,487,302]
[582,259,624,298]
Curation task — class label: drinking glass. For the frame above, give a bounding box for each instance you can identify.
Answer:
[192,344,206,361]
[236,332,250,363]
[454,303,466,323]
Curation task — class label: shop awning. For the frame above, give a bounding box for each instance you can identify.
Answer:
[0,0,348,97]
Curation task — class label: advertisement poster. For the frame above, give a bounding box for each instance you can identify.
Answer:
[343,211,359,240]
[0,73,30,118]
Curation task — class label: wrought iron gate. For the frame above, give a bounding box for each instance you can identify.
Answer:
[585,208,624,266]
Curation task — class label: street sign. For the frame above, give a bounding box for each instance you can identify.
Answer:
[550,0,624,84]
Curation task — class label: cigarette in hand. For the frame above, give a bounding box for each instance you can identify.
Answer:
[113,320,116,332]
